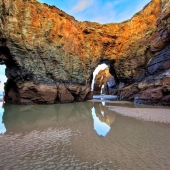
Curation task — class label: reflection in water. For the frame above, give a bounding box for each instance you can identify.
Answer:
[91,102,116,136]
[92,107,110,136]
[2,102,94,134]
[2,101,116,136]
[0,101,170,170]
[0,102,6,133]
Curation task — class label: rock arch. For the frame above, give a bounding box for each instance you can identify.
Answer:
[92,60,118,95]
[0,0,169,105]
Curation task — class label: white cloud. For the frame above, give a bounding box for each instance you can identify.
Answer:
[38,0,151,24]
[70,0,95,13]
[73,0,151,23]
[114,0,151,22]
[91,2,117,23]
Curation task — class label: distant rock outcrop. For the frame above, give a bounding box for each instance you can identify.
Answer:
[0,0,169,104]
[93,68,117,95]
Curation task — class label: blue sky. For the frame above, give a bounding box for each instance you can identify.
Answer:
[38,0,151,23]
[0,65,6,93]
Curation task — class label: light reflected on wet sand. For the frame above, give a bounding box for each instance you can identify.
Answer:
[0,101,170,169]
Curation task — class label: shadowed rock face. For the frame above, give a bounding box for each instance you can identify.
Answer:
[119,0,170,105]
[0,0,169,104]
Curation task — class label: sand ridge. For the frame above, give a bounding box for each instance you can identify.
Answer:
[108,106,170,123]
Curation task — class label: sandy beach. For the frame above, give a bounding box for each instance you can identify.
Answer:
[1,100,170,169]
[108,106,170,124]
[91,95,170,124]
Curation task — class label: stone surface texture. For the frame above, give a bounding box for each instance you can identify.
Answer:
[119,0,170,105]
[93,68,117,95]
[0,0,169,104]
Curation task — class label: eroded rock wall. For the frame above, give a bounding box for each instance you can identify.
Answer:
[0,0,169,104]
[119,0,170,105]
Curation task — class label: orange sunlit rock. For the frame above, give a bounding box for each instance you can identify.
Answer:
[0,0,170,105]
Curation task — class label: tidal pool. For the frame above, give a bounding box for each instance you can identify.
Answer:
[0,101,170,170]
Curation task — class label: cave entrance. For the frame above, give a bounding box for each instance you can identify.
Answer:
[91,60,119,96]
[91,63,108,94]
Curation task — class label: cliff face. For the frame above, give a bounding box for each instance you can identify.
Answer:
[119,0,170,105]
[0,0,169,104]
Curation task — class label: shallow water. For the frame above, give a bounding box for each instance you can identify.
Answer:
[0,101,170,170]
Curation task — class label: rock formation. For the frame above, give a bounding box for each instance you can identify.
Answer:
[118,0,170,105]
[93,67,117,95]
[0,0,169,105]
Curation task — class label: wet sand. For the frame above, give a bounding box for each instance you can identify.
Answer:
[108,106,170,123]
[91,96,170,124]
[1,101,170,169]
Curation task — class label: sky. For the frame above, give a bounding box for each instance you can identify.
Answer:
[38,0,151,23]
[0,65,7,93]
[0,0,151,93]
